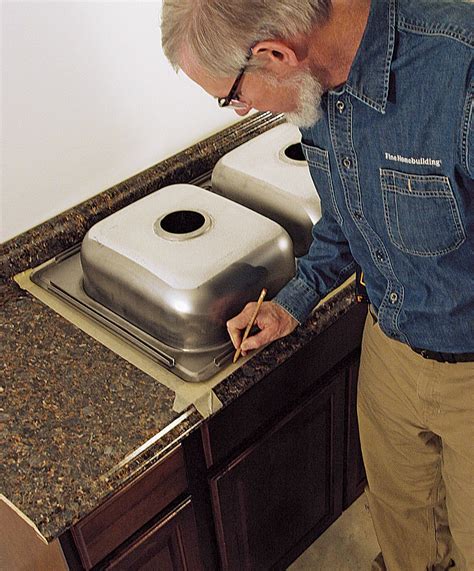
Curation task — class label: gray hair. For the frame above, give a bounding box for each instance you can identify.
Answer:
[161,0,331,77]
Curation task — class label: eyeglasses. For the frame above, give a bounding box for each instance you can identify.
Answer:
[217,48,253,109]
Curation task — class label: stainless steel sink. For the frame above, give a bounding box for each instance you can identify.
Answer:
[211,123,322,257]
[32,184,296,382]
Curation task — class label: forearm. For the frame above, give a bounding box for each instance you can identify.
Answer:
[273,214,356,323]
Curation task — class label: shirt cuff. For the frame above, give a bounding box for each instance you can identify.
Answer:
[272,277,320,325]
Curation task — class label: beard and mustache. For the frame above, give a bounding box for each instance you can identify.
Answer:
[284,71,323,129]
[265,68,324,129]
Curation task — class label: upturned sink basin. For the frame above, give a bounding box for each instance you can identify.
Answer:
[211,123,322,257]
[81,184,295,352]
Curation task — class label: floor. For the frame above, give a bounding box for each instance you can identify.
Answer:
[288,495,380,570]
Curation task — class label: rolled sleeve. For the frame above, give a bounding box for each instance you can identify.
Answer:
[273,276,321,324]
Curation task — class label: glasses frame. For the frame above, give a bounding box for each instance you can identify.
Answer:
[218,48,254,108]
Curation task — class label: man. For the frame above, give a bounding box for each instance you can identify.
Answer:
[161,1,474,569]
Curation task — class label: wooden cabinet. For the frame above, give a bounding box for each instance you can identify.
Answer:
[209,369,345,571]
[191,302,368,570]
[60,446,203,571]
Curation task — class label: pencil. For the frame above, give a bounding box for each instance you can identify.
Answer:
[233,288,267,364]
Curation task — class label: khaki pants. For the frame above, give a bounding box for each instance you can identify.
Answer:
[358,312,474,571]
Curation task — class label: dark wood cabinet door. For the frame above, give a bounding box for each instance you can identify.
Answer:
[105,500,202,571]
[343,358,367,509]
[209,371,345,571]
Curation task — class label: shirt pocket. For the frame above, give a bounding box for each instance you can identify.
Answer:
[380,169,466,256]
[302,143,343,226]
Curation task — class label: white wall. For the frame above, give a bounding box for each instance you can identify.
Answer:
[1,1,243,243]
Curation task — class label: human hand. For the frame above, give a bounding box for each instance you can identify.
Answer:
[226,301,299,356]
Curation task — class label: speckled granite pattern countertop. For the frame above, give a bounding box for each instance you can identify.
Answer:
[1,280,202,540]
[1,113,358,542]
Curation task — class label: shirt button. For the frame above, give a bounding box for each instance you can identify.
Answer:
[376,250,385,262]
[343,157,352,169]
[354,211,363,221]
[336,100,345,113]
[390,292,399,304]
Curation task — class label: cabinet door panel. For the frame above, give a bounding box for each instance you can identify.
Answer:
[105,500,202,571]
[210,372,345,571]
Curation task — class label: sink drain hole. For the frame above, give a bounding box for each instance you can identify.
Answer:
[155,209,212,240]
[160,210,205,234]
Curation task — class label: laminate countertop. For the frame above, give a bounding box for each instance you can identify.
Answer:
[0,113,358,542]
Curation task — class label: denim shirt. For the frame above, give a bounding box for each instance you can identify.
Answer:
[274,0,474,352]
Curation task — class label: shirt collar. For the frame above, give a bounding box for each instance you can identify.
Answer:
[342,0,397,113]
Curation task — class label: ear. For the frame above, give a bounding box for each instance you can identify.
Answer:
[252,40,300,71]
